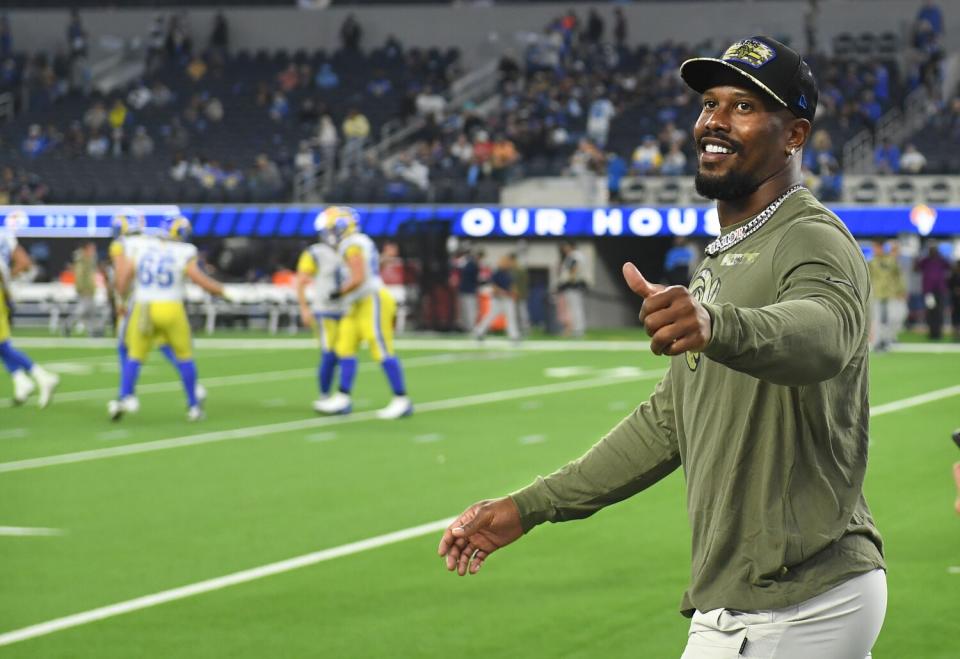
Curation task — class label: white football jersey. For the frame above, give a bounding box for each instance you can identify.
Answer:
[0,230,17,286]
[306,242,345,314]
[338,233,383,305]
[126,235,198,303]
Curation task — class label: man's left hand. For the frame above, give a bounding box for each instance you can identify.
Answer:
[622,263,712,357]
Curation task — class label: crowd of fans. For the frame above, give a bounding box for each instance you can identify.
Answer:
[0,2,955,205]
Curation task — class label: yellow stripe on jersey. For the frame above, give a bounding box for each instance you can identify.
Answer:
[109,240,124,259]
[0,288,9,342]
[344,245,363,260]
[296,250,317,275]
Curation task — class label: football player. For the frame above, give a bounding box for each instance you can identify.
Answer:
[0,212,59,407]
[109,215,226,421]
[109,210,206,406]
[314,207,412,419]
[296,212,344,411]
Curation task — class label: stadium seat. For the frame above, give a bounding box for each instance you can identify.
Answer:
[655,180,681,205]
[853,179,880,204]
[889,179,917,204]
[923,179,952,205]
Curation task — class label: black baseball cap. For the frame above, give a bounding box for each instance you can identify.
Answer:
[680,36,818,122]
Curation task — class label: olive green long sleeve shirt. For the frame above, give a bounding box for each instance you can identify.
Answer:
[511,189,884,616]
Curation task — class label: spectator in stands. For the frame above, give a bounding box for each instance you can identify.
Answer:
[491,134,520,182]
[916,0,944,37]
[586,91,615,148]
[186,54,207,82]
[367,69,393,98]
[66,9,87,60]
[804,129,842,201]
[631,135,662,175]
[899,143,927,174]
[613,7,627,48]
[315,62,339,90]
[170,153,188,181]
[151,81,173,107]
[873,138,900,174]
[316,114,338,167]
[21,124,48,158]
[251,153,284,200]
[83,99,108,133]
[277,63,299,93]
[130,126,154,159]
[108,98,129,131]
[606,152,627,203]
[209,11,229,54]
[916,242,951,340]
[342,108,370,170]
[584,9,604,44]
[165,13,192,62]
[86,129,109,158]
[340,14,362,52]
[660,142,688,176]
[416,85,446,122]
[268,91,289,123]
[859,89,883,129]
[64,120,85,158]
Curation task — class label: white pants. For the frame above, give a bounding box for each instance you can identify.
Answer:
[681,569,886,659]
[563,288,585,337]
[473,296,519,340]
[871,298,905,348]
[459,293,477,332]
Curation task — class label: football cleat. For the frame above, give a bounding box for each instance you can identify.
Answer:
[314,391,352,415]
[107,395,140,421]
[12,369,35,405]
[32,367,59,409]
[376,396,414,420]
[187,405,205,422]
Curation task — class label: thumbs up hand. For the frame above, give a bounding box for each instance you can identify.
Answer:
[622,263,712,357]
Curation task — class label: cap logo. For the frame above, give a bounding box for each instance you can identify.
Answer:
[722,38,777,68]
[797,95,808,109]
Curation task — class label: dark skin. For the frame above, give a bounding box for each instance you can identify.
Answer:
[437,83,814,575]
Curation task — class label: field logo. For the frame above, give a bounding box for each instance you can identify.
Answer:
[722,39,776,68]
[686,268,721,371]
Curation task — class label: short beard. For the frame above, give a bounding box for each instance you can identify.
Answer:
[695,169,762,201]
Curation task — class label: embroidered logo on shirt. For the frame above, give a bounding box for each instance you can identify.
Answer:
[719,252,760,267]
[686,268,721,372]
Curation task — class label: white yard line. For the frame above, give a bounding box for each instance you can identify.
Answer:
[0,352,498,409]
[0,381,958,646]
[870,384,960,416]
[17,336,652,352]
[0,526,64,537]
[0,517,454,647]
[0,372,662,474]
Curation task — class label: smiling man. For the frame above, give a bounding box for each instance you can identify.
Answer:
[437,36,887,658]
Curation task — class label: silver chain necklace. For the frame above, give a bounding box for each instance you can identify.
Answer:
[704,184,804,257]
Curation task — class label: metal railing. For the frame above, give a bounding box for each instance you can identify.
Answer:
[842,86,934,175]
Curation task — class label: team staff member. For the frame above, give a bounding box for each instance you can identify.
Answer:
[438,37,885,658]
[297,212,345,412]
[111,216,227,421]
[314,207,412,420]
[0,212,59,407]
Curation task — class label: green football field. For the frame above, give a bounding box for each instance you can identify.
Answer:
[0,335,957,657]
